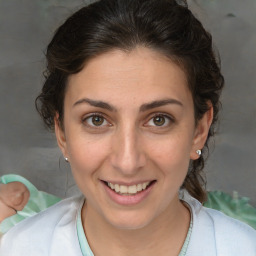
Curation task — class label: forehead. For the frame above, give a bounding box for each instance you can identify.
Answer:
[66,47,191,108]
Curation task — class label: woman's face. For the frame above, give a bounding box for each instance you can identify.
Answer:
[56,47,211,229]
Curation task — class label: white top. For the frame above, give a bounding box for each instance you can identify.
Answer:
[0,193,256,256]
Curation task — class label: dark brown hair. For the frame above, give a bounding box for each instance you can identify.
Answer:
[36,0,224,203]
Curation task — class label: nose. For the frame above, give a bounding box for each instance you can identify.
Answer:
[110,124,146,176]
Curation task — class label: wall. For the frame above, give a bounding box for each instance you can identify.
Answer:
[0,0,255,205]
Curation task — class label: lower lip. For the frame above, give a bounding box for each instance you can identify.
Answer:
[102,181,155,206]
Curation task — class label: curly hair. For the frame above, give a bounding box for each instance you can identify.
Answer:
[36,0,224,203]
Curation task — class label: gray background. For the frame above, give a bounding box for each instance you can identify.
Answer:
[0,0,255,205]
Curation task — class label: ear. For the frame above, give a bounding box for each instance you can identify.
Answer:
[190,104,213,160]
[54,114,68,158]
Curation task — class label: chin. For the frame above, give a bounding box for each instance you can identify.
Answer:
[104,210,155,231]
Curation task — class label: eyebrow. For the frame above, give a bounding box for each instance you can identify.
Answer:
[73,98,117,111]
[139,99,183,112]
[73,98,183,112]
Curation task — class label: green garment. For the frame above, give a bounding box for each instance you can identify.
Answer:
[204,190,256,230]
[0,174,61,234]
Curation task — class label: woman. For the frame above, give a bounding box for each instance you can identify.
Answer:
[0,0,255,255]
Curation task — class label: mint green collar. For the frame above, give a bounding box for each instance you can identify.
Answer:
[76,201,94,256]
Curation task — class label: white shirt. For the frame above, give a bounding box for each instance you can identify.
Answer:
[0,194,256,256]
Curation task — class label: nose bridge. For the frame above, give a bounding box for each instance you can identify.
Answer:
[111,122,145,174]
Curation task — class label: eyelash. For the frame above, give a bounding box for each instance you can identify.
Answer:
[81,112,175,129]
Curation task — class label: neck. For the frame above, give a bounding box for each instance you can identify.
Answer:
[82,197,191,256]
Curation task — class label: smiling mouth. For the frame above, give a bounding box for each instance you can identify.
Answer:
[103,180,156,196]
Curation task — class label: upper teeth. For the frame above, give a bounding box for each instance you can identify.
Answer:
[107,181,151,194]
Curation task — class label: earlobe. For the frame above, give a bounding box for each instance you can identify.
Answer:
[54,114,68,157]
[190,105,213,160]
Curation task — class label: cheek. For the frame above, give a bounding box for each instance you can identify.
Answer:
[66,135,110,177]
[147,132,193,181]
[149,132,193,163]
[66,137,111,199]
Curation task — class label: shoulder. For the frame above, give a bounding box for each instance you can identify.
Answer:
[204,207,256,247]
[0,196,84,256]
[184,193,256,255]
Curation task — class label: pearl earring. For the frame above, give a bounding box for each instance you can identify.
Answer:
[196,149,202,156]
[64,157,69,162]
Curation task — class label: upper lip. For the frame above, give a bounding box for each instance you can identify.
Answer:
[101,179,155,186]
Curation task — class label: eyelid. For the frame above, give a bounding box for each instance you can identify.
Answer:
[82,112,103,122]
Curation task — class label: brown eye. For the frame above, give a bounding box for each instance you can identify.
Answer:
[145,114,173,128]
[92,115,104,126]
[84,114,108,127]
[153,116,165,126]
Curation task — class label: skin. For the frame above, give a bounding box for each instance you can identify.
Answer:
[55,47,213,256]
[0,182,30,222]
